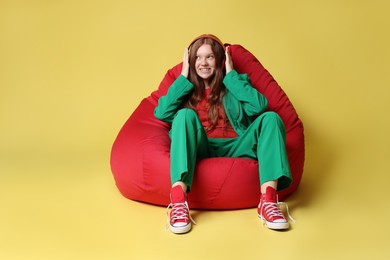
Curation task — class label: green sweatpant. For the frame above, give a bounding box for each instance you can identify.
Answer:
[170,108,292,192]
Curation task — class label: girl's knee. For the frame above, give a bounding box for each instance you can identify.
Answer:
[262,112,283,123]
[253,112,285,131]
[173,108,199,123]
[254,111,282,124]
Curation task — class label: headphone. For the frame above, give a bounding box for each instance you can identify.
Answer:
[188,34,226,51]
[188,34,228,71]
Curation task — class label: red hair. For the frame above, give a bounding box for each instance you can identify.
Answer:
[183,35,227,131]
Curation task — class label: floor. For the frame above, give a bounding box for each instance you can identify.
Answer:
[1,141,389,260]
[1,1,390,259]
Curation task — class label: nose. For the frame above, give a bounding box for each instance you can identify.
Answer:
[200,57,208,66]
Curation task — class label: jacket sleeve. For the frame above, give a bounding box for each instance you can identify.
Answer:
[154,75,194,123]
[223,70,268,117]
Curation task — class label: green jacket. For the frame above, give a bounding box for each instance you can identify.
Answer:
[154,70,268,136]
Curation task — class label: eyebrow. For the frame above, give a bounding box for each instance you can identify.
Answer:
[196,52,214,57]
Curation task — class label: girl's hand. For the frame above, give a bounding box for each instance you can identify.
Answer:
[225,46,233,74]
[181,48,190,78]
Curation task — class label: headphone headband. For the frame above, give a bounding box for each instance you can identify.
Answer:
[188,34,225,50]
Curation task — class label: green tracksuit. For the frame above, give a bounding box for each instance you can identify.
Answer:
[155,70,292,192]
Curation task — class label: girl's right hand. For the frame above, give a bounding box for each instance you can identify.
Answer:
[181,48,189,78]
[225,46,234,74]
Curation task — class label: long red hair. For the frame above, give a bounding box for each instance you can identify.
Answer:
[183,35,226,131]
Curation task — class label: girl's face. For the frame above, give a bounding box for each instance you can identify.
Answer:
[195,44,216,84]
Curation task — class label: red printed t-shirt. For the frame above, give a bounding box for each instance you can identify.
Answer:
[194,88,238,138]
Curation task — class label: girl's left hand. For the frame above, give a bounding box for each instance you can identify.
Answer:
[225,46,233,74]
[181,48,190,78]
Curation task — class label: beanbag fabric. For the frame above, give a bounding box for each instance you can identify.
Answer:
[110,44,305,209]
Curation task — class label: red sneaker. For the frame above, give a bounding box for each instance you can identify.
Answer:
[257,186,295,230]
[166,185,195,234]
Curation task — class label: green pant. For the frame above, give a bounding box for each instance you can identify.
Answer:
[170,108,292,192]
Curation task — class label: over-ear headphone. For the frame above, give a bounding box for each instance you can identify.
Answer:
[188,34,228,71]
[188,34,226,51]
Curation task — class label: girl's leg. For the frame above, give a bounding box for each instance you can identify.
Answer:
[261,180,277,194]
[223,112,293,230]
[168,108,210,234]
[170,108,211,192]
[225,111,292,190]
[172,182,188,193]
[253,112,291,190]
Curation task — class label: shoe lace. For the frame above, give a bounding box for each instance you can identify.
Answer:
[259,199,296,224]
[277,201,296,223]
[165,201,196,231]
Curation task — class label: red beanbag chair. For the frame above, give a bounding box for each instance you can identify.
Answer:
[110,44,305,209]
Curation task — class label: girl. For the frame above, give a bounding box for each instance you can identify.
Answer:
[155,34,293,234]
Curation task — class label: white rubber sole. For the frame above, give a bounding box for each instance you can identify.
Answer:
[258,215,289,230]
[169,223,192,234]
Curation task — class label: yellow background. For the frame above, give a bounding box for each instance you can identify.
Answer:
[1,0,389,259]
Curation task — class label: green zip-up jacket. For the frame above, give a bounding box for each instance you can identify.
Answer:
[154,70,268,136]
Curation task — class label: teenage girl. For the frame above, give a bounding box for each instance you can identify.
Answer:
[155,34,294,234]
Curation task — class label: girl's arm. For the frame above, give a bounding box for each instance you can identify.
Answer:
[154,48,193,123]
[154,75,194,123]
[223,47,268,116]
[223,70,268,117]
